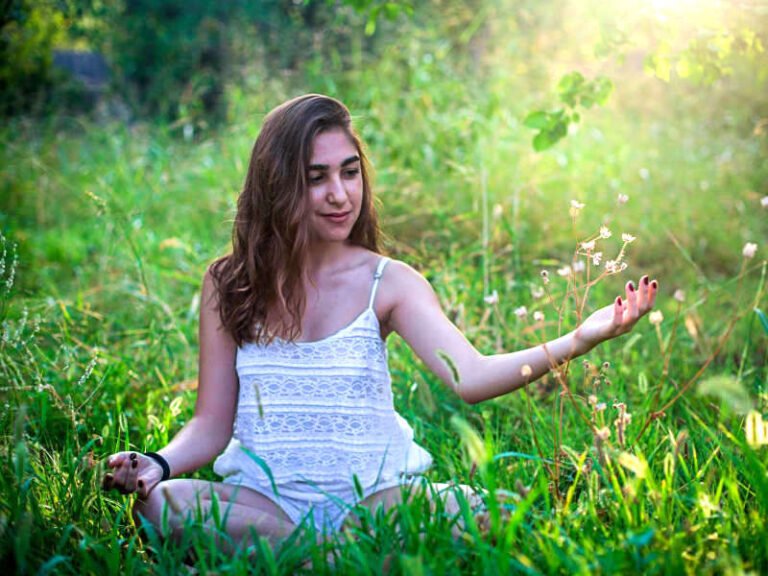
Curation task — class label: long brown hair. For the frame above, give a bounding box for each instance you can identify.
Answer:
[211,94,380,346]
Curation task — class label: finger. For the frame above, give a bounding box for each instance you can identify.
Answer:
[626,281,638,321]
[111,460,132,493]
[638,275,650,311]
[123,454,140,494]
[102,473,114,491]
[649,279,659,308]
[107,453,127,469]
[613,296,623,326]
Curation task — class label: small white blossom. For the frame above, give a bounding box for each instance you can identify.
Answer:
[617,193,629,204]
[521,364,533,378]
[533,311,545,322]
[531,286,545,300]
[540,270,550,285]
[484,290,499,305]
[743,242,758,259]
[569,200,586,217]
[605,260,619,274]
[581,240,596,251]
[649,310,664,325]
[514,306,528,319]
[592,251,603,266]
[761,196,768,208]
[573,260,586,273]
[599,226,612,239]
[673,289,685,302]
[557,265,572,277]
[588,394,598,405]
[621,233,636,243]
[596,402,607,412]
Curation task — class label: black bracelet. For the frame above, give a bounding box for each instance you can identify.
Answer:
[144,451,171,482]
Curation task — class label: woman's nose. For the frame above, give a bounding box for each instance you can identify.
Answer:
[326,175,347,203]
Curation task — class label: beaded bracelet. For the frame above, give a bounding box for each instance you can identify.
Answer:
[144,451,171,482]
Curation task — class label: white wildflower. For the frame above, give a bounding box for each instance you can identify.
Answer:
[599,226,612,239]
[649,310,664,325]
[743,242,758,259]
[581,240,596,251]
[673,289,685,303]
[531,286,545,300]
[761,196,768,208]
[521,364,533,378]
[514,306,528,319]
[557,265,572,277]
[621,233,636,243]
[605,260,619,274]
[596,402,607,412]
[484,290,499,305]
[592,251,603,266]
[572,260,585,273]
[533,311,545,322]
[540,270,550,285]
[617,193,629,204]
[569,200,585,218]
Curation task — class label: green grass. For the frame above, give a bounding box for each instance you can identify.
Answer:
[2,10,768,573]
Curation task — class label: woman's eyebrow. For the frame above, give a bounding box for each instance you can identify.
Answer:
[308,155,360,171]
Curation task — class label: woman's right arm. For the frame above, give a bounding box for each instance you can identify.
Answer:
[104,269,239,498]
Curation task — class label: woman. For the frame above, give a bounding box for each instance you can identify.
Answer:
[103,94,658,544]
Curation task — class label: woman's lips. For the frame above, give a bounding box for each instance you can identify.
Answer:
[322,211,351,223]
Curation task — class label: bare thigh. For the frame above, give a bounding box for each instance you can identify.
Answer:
[133,479,297,547]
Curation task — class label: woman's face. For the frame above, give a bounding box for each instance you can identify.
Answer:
[306,128,363,245]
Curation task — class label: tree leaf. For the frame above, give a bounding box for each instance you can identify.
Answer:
[523,110,551,130]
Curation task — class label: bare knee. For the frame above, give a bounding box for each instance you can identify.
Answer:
[132,479,189,535]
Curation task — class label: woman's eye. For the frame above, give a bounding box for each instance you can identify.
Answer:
[344,169,360,178]
[308,173,324,183]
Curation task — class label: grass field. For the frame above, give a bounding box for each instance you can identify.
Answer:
[2,5,768,573]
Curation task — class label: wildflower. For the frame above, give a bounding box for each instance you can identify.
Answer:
[540,270,550,285]
[531,286,545,299]
[761,196,768,208]
[533,311,544,322]
[581,240,596,251]
[613,403,632,447]
[605,260,619,274]
[639,167,650,180]
[649,310,664,325]
[592,251,602,266]
[492,203,504,219]
[588,394,598,406]
[514,306,528,319]
[617,193,629,204]
[595,427,610,442]
[557,265,572,277]
[569,200,585,217]
[582,359,590,369]
[673,289,685,303]
[484,290,499,305]
[521,364,533,378]
[621,233,636,243]
[599,226,612,239]
[742,242,758,259]
[572,260,585,273]
[602,361,610,371]
[596,402,607,411]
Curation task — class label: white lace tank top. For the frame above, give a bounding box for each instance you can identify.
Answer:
[213,257,433,498]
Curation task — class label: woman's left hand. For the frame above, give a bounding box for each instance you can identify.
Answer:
[573,275,659,354]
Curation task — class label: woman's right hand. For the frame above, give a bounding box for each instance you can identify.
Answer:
[102,452,165,499]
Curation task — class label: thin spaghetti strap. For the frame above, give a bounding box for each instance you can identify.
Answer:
[368,257,391,309]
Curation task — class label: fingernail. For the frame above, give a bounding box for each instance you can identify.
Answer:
[138,480,144,488]
[617,296,622,305]
[651,281,658,289]
[131,460,137,469]
[130,452,137,461]
[628,282,635,292]
[643,276,649,285]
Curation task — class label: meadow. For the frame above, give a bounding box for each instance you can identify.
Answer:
[2,1,768,573]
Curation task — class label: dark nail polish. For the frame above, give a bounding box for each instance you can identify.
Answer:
[617,296,622,305]
[643,276,649,285]
[651,281,658,289]
[628,282,635,292]
[131,460,137,469]
[138,480,144,488]
[130,452,137,461]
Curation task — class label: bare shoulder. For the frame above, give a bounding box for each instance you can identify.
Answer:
[377,259,439,324]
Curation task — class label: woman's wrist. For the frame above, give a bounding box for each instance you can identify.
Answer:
[143,451,171,481]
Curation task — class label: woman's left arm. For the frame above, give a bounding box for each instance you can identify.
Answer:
[384,261,658,404]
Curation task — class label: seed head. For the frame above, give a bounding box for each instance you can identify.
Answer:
[649,310,664,325]
[599,226,612,239]
[673,289,685,302]
[617,193,629,204]
[540,270,550,285]
[484,290,499,305]
[514,306,528,319]
[621,233,636,243]
[533,311,544,322]
[521,364,533,378]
